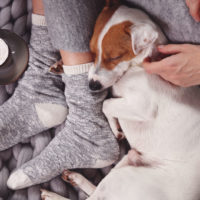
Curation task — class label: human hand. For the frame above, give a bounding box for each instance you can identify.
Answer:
[143,44,200,87]
[186,0,200,22]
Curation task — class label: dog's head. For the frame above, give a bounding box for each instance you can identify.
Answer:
[88,0,162,91]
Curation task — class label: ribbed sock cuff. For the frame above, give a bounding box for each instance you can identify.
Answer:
[63,62,93,75]
[32,14,47,26]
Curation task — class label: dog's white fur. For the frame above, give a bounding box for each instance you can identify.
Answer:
[41,5,200,200]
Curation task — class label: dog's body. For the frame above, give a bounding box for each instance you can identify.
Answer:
[41,1,200,200]
[89,66,200,200]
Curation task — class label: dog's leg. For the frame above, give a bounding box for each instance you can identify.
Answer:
[103,96,157,122]
[114,155,129,169]
[114,149,145,169]
[62,170,96,196]
[104,114,125,139]
[114,149,152,170]
[41,189,69,200]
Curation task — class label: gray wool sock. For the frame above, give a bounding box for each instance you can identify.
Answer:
[0,14,67,151]
[7,64,119,189]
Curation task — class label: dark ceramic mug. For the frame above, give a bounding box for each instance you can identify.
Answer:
[0,29,29,85]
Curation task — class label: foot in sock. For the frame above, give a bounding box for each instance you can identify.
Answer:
[7,65,119,189]
[0,14,67,150]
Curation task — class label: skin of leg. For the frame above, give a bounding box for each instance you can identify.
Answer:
[60,50,93,66]
[32,0,45,15]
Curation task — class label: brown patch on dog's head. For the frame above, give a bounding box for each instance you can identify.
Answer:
[90,3,120,63]
[101,21,136,70]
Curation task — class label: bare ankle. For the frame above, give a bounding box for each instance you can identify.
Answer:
[60,50,93,66]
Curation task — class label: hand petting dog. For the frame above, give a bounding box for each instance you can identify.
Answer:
[143,44,200,87]
[143,0,200,87]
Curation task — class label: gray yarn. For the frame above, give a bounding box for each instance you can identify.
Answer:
[16,145,33,168]
[9,189,27,200]
[31,131,52,157]
[27,186,41,200]
[13,15,27,35]
[0,6,11,27]
[0,159,2,169]
[12,144,22,160]
[0,149,12,161]
[0,0,11,8]
[5,82,17,95]
[0,86,8,105]
[0,167,9,198]
[11,0,27,19]
[50,177,70,198]
[8,157,17,172]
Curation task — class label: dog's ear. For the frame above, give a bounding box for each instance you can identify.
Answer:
[105,0,120,7]
[125,23,158,55]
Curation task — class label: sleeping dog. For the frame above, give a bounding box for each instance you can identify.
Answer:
[41,0,200,199]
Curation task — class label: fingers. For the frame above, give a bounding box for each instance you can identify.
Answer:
[143,44,188,74]
[157,44,185,54]
[143,59,166,74]
[143,55,177,74]
[186,0,200,22]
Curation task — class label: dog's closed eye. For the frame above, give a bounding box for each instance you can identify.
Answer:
[109,55,123,61]
[107,52,127,62]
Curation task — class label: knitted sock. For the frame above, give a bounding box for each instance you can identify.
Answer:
[7,63,119,189]
[0,14,67,150]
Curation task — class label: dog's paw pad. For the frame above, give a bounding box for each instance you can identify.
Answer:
[62,170,77,186]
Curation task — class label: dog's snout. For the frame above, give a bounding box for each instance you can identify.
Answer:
[89,79,102,91]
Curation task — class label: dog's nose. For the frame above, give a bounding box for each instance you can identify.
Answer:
[89,79,102,91]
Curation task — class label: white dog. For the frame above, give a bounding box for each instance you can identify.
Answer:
[41,0,200,199]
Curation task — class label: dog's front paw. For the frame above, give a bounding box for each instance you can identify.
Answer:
[62,170,77,186]
[41,189,69,200]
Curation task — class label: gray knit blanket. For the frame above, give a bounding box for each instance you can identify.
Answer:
[0,0,128,199]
